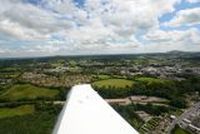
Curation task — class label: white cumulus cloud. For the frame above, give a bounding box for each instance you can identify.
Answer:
[0,0,199,57]
[165,7,200,27]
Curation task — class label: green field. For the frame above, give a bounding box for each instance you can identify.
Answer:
[93,79,134,89]
[0,104,61,134]
[97,74,111,80]
[0,113,55,134]
[0,105,34,119]
[135,77,175,90]
[135,77,171,84]
[0,84,59,101]
[171,125,192,134]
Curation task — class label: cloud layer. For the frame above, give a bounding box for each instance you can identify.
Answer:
[0,0,199,57]
[165,7,200,27]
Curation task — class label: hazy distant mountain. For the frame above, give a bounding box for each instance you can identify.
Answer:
[165,50,200,59]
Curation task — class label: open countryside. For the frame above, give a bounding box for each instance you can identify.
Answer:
[93,79,134,89]
[0,52,199,133]
[0,105,34,119]
[0,0,200,133]
[0,84,59,101]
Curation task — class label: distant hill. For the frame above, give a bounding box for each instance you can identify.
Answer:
[165,50,200,59]
[167,50,200,54]
[0,50,200,61]
[167,50,186,54]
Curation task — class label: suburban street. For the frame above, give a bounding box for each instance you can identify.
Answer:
[167,101,200,134]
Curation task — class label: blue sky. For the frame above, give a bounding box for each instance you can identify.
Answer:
[159,0,200,30]
[160,0,200,22]
[0,0,199,57]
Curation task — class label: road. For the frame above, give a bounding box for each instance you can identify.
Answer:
[0,96,169,107]
[167,101,200,134]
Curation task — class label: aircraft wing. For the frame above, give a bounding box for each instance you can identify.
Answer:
[53,84,139,134]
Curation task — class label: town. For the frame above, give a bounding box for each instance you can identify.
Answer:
[0,51,200,134]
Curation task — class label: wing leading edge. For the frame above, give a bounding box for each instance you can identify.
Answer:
[53,84,139,134]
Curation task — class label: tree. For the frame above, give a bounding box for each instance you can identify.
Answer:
[169,97,187,108]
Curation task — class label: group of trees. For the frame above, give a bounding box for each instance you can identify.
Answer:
[112,103,177,130]
[0,103,62,134]
[113,103,175,116]
[93,85,132,98]
[93,77,200,108]
[112,104,144,130]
